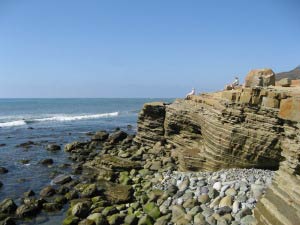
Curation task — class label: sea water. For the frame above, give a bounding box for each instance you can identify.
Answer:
[0,98,172,224]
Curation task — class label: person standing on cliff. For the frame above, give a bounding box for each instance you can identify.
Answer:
[185,88,196,99]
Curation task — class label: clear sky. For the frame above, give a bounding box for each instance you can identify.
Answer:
[0,0,299,98]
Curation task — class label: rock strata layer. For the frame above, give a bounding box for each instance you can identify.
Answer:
[135,85,300,224]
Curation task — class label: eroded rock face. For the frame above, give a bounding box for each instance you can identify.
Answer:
[245,68,275,87]
[134,102,166,147]
[134,85,300,225]
[254,113,300,224]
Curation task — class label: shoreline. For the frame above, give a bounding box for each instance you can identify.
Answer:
[0,128,274,225]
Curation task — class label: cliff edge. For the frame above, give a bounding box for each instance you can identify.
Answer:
[134,73,300,224]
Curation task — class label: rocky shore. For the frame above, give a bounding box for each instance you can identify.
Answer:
[0,128,274,225]
[1,68,300,225]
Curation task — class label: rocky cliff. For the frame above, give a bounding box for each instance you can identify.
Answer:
[134,83,300,224]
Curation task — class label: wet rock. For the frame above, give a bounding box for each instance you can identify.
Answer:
[65,190,79,200]
[52,175,72,185]
[62,216,80,225]
[16,141,36,148]
[87,213,107,225]
[39,158,54,165]
[138,215,153,225]
[124,214,138,225]
[64,141,86,152]
[108,131,128,144]
[92,131,109,142]
[40,186,56,197]
[18,159,30,164]
[24,190,35,197]
[0,217,15,225]
[42,202,62,212]
[0,199,17,214]
[46,144,61,151]
[16,203,39,218]
[0,167,8,174]
[144,202,160,220]
[81,184,98,198]
[71,202,90,218]
[107,213,124,225]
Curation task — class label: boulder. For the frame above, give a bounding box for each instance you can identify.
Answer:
[0,217,16,225]
[108,131,128,144]
[245,68,275,87]
[0,167,8,174]
[40,186,56,197]
[62,216,80,225]
[64,141,86,152]
[46,144,61,151]
[277,78,291,87]
[91,131,109,142]
[143,202,160,220]
[134,102,166,147]
[0,199,17,214]
[16,203,39,218]
[87,213,107,225]
[52,175,72,185]
[39,158,54,165]
[71,202,90,218]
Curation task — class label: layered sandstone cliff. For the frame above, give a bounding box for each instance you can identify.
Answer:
[134,82,300,224]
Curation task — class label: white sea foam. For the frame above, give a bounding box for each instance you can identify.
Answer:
[0,120,27,128]
[0,112,119,128]
[33,112,119,122]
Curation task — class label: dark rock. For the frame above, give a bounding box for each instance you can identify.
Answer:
[46,144,61,151]
[57,186,70,195]
[16,203,39,218]
[108,131,128,144]
[39,158,54,165]
[0,181,2,188]
[91,131,109,142]
[64,141,86,152]
[71,202,90,218]
[40,186,56,197]
[42,202,62,212]
[97,180,132,204]
[18,159,30,164]
[16,141,36,148]
[0,144,6,147]
[78,219,95,225]
[65,190,79,200]
[54,196,67,205]
[62,216,80,225]
[0,199,17,214]
[24,190,35,197]
[0,167,8,174]
[52,175,72,185]
[81,184,98,198]
[0,217,15,225]
[216,206,232,216]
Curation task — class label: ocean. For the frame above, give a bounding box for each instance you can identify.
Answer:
[0,98,172,224]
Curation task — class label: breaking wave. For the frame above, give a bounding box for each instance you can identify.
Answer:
[0,120,27,128]
[0,112,119,128]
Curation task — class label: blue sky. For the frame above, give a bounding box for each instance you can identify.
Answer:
[0,0,299,98]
